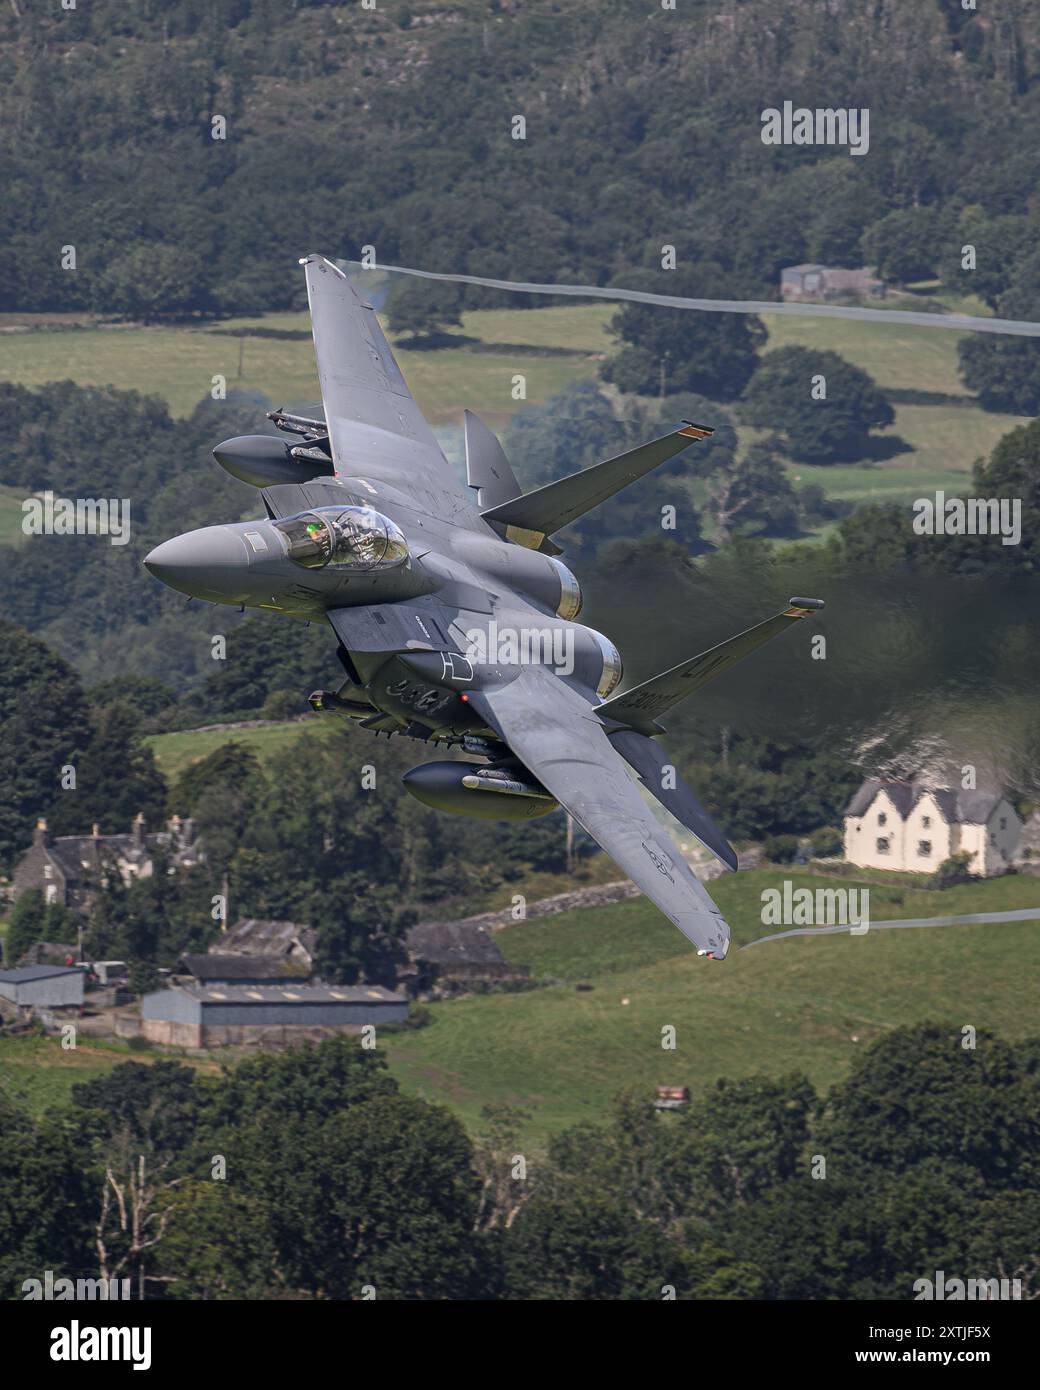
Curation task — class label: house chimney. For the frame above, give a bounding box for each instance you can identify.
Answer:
[131,811,145,847]
[33,817,50,847]
[91,823,101,839]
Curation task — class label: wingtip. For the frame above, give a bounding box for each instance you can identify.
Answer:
[678,419,715,440]
[300,253,349,280]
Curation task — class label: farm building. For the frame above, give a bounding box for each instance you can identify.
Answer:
[780,263,885,301]
[13,813,203,914]
[403,919,528,991]
[843,778,1022,876]
[139,982,408,1048]
[0,965,84,1009]
[178,954,308,985]
[215,918,316,970]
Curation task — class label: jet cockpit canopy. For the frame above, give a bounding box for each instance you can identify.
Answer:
[273,506,408,571]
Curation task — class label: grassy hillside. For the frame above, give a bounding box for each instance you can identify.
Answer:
[760,310,1029,506]
[0,298,1023,521]
[0,1034,220,1118]
[380,868,1040,1143]
[0,303,611,422]
[145,717,335,782]
[6,866,1038,1134]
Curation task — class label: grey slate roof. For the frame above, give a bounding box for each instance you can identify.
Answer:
[845,778,1004,825]
[406,921,508,968]
[217,919,317,958]
[179,953,305,981]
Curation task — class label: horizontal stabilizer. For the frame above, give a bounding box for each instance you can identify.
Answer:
[481,421,713,549]
[608,728,737,871]
[598,597,825,733]
[464,410,522,510]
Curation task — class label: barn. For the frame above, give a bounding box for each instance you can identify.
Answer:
[0,965,85,1009]
[139,982,408,1048]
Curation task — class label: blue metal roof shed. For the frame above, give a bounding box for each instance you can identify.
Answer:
[0,965,85,1008]
[139,982,408,1046]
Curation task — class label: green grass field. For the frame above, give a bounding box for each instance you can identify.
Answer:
[0,297,1026,525]
[0,1035,221,1118]
[144,717,335,782]
[758,310,1029,504]
[6,866,1038,1137]
[380,868,1040,1143]
[0,304,612,422]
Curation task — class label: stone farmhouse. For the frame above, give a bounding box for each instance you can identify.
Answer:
[843,778,1021,877]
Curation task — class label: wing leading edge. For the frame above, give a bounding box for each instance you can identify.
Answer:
[467,668,732,958]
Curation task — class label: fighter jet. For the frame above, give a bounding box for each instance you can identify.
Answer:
[145,255,824,960]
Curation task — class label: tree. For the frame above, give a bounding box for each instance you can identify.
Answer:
[93,243,212,322]
[601,270,765,402]
[0,621,94,872]
[235,1094,488,1299]
[742,347,894,464]
[958,281,1040,414]
[3,891,78,966]
[4,889,47,966]
[47,700,168,839]
[0,1101,96,1300]
[816,1023,1040,1190]
[504,1187,691,1299]
[972,417,1040,571]
[171,740,265,817]
[861,208,945,284]
[385,277,463,341]
[704,440,802,540]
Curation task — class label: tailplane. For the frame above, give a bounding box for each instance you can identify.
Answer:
[481,421,713,553]
[597,598,825,733]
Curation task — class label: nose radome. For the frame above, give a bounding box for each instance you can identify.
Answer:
[143,526,252,598]
[145,527,243,574]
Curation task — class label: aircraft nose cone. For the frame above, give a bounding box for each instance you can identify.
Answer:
[144,526,251,599]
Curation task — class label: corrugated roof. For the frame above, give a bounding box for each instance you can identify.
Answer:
[0,965,83,983]
[173,983,406,1006]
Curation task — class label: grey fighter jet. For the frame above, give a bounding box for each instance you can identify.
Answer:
[145,255,824,961]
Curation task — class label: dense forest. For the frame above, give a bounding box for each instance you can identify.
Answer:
[1,0,1039,316]
[3,1023,1038,1300]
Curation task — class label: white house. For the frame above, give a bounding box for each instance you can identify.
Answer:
[843,778,1021,877]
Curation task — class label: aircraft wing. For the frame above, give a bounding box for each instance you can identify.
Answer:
[467,668,732,958]
[300,254,457,491]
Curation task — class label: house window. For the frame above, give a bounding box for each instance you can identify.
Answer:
[918,840,932,856]
[1000,817,1007,831]
[878,813,887,826]
[922,816,931,829]
[43,864,52,879]
[876,837,890,854]
[45,884,57,905]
